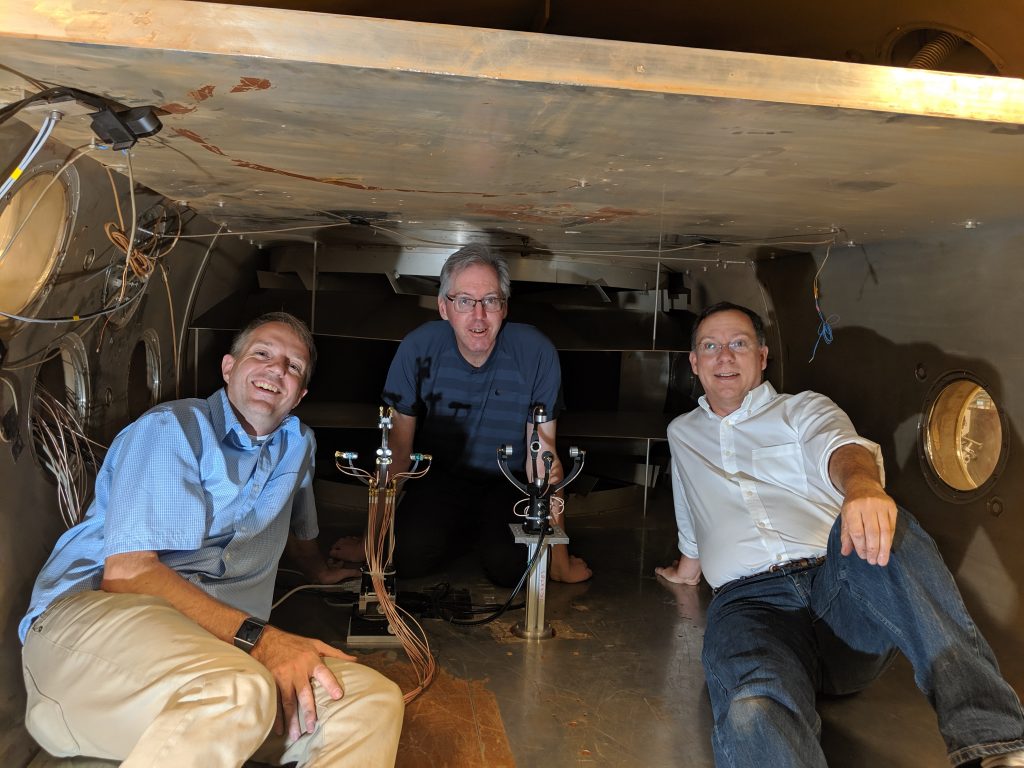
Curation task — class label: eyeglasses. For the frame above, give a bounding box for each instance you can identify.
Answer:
[696,338,756,356]
[445,294,506,313]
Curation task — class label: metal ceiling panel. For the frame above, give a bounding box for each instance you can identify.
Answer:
[2,0,1023,255]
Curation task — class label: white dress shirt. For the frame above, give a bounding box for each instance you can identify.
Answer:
[668,381,885,589]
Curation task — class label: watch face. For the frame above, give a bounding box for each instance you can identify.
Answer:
[235,617,266,651]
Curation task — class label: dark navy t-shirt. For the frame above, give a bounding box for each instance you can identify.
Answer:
[382,321,562,479]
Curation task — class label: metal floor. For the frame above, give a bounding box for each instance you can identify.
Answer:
[28,489,955,767]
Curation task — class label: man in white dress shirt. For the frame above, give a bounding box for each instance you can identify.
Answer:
[657,301,1024,768]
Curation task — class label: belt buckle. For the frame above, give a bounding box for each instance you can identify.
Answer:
[768,556,823,573]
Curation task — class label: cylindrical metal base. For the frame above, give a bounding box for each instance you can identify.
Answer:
[511,621,555,640]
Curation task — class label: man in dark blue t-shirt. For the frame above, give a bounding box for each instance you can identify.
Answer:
[334,245,591,586]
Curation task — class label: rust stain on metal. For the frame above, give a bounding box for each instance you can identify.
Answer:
[592,206,643,222]
[170,127,226,156]
[169,128,549,197]
[464,202,572,224]
[189,84,216,102]
[359,651,514,768]
[160,103,196,114]
[230,77,272,93]
[233,159,382,190]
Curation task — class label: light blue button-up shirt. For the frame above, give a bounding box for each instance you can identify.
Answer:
[19,388,318,643]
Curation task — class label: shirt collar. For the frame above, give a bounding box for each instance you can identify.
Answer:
[210,388,300,447]
[697,380,778,421]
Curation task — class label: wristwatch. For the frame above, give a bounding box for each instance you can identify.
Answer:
[233,616,267,653]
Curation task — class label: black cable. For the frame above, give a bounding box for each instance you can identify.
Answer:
[0,86,69,128]
[402,583,524,619]
[449,527,548,626]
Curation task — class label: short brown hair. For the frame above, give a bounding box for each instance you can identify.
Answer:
[230,312,317,386]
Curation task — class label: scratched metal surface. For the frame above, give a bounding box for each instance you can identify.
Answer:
[1,0,1024,255]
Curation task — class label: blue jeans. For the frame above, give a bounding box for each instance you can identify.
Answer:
[702,509,1024,767]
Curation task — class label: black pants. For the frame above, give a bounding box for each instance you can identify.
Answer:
[393,474,528,587]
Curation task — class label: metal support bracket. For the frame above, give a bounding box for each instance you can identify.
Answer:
[509,523,569,640]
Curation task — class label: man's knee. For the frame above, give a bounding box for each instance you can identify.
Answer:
[347,664,404,720]
[724,693,822,740]
[231,661,278,732]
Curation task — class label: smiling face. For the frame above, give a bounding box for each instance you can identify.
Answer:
[437,262,508,367]
[221,321,309,436]
[689,309,768,417]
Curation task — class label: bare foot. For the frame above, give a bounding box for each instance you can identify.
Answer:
[550,554,593,583]
[654,558,701,585]
[329,535,366,563]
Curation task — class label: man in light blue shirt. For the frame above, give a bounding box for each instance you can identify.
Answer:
[20,312,403,767]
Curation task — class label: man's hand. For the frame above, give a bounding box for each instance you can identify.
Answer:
[251,626,355,742]
[655,556,702,585]
[840,483,898,566]
[829,443,898,567]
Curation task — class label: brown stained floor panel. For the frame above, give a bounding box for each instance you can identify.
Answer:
[361,653,516,768]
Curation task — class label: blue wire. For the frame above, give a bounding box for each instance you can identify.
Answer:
[809,303,839,362]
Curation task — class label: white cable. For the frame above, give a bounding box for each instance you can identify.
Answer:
[271,581,358,610]
[0,376,18,414]
[0,111,60,199]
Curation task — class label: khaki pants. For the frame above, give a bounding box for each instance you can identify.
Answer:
[23,591,403,767]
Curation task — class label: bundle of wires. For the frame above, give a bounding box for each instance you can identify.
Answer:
[0,109,61,200]
[336,440,436,704]
[30,386,105,529]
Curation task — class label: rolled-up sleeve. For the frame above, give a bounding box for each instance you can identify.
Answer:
[791,392,885,495]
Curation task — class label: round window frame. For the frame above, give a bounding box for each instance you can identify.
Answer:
[879,24,1005,75]
[0,160,81,334]
[126,329,162,418]
[918,370,1008,504]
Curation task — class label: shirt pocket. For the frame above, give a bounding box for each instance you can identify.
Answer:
[751,442,807,495]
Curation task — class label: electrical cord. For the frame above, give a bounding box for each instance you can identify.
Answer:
[809,240,840,362]
[30,385,106,528]
[336,428,437,704]
[0,86,70,128]
[0,284,146,324]
[0,375,18,414]
[271,581,359,611]
[447,526,548,626]
[0,109,61,199]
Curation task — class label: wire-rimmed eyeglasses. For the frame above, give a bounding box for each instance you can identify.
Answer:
[445,294,507,313]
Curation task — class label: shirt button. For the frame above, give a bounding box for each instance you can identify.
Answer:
[253,484,261,492]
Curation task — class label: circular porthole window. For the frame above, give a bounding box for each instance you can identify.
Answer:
[920,373,1007,502]
[884,27,1001,76]
[126,330,162,419]
[0,163,80,332]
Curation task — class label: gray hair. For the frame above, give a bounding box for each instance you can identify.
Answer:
[230,312,317,386]
[691,302,767,348]
[438,244,511,300]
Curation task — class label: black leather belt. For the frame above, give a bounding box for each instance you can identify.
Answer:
[768,555,826,573]
[713,555,826,597]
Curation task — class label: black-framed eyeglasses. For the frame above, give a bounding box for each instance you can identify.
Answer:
[445,294,507,313]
